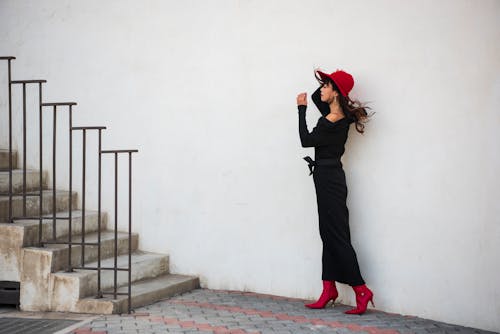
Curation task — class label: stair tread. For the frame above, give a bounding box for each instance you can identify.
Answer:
[0,189,73,202]
[15,209,98,221]
[5,210,100,228]
[117,274,197,296]
[0,169,41,175]
[73,274,198,314]
[52,269,197,314]
[53,251,167,276]
[40,230,138,250]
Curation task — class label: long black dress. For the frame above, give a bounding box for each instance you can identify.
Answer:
[298,88,365,286]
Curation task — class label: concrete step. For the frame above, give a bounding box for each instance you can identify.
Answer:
[0,189,78,223]
[0,169,49,194]
[13,210,108,245]
[48,251,170,312]
[0,149,17,170]
[43,230,139,273]
[0,210,107,282]
[76,274,200,314]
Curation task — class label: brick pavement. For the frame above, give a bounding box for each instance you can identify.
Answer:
[70,289,498,334]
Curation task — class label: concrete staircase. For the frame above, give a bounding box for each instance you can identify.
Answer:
[0,149,199,314]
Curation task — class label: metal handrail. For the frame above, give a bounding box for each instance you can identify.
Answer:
[2,56,138,313]
[10,80,46,237]
[101,149,138,313]
[41,103,75,243]
[72,126,106,297]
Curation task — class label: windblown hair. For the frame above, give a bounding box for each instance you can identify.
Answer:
[315,71,373,134]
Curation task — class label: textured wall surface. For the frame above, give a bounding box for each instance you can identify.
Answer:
[0,0,499,331]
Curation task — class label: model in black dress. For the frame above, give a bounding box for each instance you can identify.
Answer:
[296,69,374,315]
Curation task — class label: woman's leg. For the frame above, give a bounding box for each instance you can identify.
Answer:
[315,168,365,285]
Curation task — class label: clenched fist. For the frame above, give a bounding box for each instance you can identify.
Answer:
[296,92,307,106]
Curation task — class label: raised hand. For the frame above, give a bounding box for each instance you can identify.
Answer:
[296,92,307,106]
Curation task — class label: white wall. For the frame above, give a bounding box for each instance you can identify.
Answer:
[1,0,499,331]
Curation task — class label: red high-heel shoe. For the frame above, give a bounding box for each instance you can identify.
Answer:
[345,284,374,315]
[305,281,338,309]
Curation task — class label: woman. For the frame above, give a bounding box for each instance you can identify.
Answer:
[296,69,373,315]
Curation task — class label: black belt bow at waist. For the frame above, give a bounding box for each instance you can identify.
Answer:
[303,156,341,175]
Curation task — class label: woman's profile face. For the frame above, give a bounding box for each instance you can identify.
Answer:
[320,82,339,103]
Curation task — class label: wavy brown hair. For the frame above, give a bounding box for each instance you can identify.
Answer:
[315,71,373,134]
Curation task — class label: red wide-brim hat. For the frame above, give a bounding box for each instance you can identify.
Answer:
[317,69,354,97]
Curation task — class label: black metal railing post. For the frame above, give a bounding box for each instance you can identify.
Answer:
[114,152,118,300]
[0,57,16,224]
[82,129,86,266]
[22,83,26,216]
[38,82,43,245]
[7,58,14,223]
[128,151,132,313]
[113,152,118,299]
[8,59,13,224]
[68,105,73,269]
[52,105,56,239]
[98,128,103,298]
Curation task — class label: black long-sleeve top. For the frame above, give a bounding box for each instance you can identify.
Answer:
[298,88,354,160]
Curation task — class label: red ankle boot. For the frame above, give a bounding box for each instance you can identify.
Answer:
[305,281,338,309]
[345,284,374,315]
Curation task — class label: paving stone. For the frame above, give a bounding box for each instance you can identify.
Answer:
[67,289,498,334]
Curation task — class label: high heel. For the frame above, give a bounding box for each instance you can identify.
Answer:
[305,281,338,309]
[345,284,374,315]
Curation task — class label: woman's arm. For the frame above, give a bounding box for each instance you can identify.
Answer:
[297,92,332,147]
[298,105,329,147]
[311,87,330,116]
